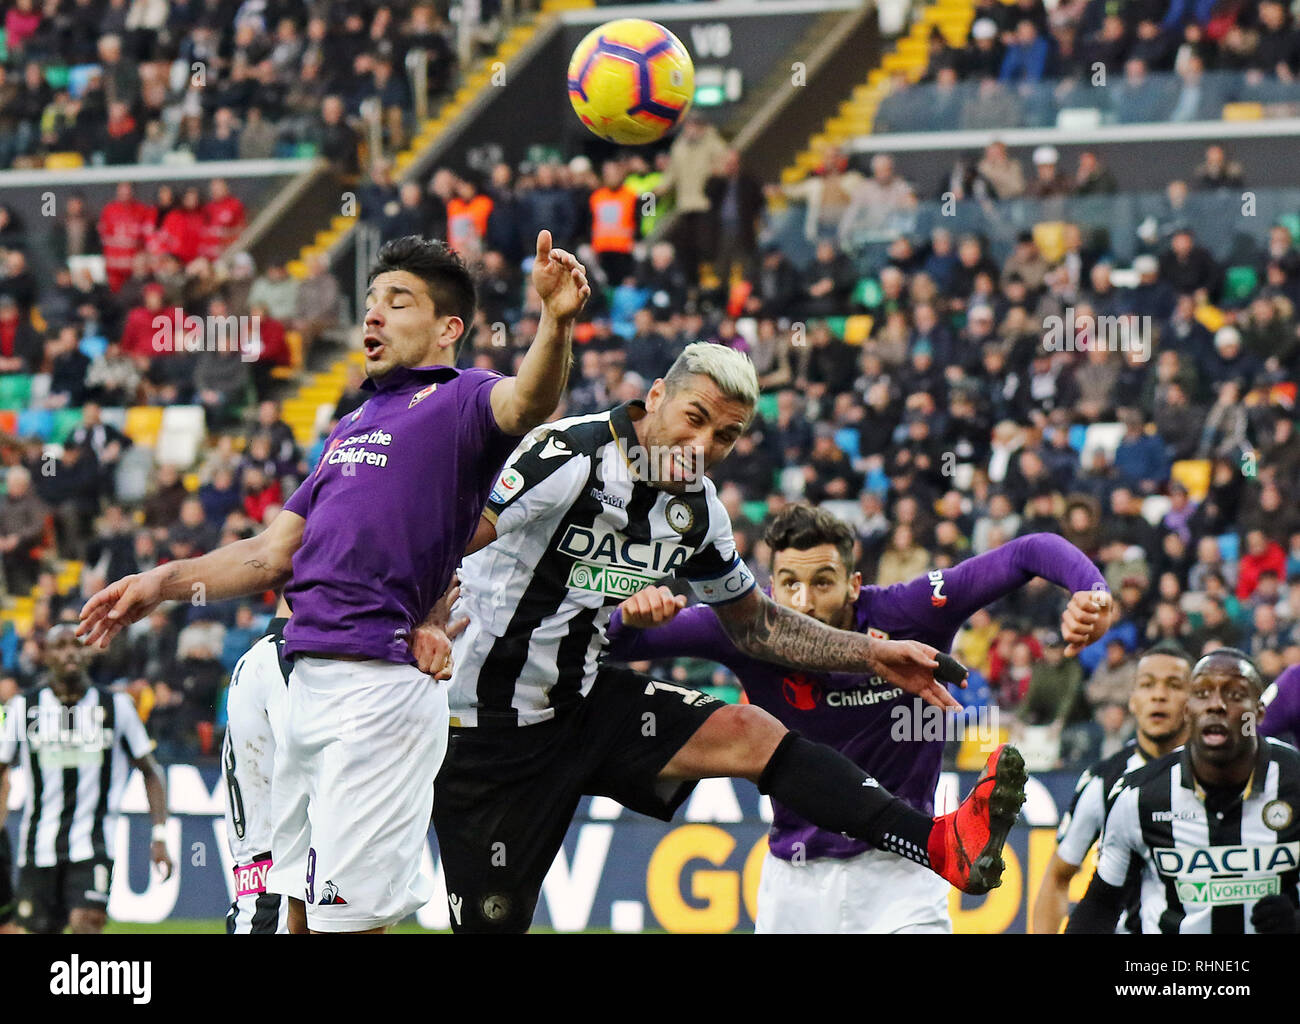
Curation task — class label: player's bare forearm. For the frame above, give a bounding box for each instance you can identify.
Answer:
[715,589,879,674]
[0,765,9,831]
[1032,854,1077,934]
[495,309,575,434]
[139,755,169,826]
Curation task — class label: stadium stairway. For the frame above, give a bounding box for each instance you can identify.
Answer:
[276,0,593,447]
[778,0,977,186]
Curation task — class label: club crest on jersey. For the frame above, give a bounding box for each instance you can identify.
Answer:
[489,468,524,505]
[665,498,695,534]
[1263,799,1293,832]
[928,570,947,607]
[408,383,438,409]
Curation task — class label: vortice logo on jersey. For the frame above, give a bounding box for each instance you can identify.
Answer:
[1152,842,1299,877]
[1263,799,1293,831]
[408,382,438,408]
[489,468,524,505]
[318,880,348,906]
[1176,877,1280,906]
[928,570,947,607]
[567,560,656,598]
[559,524,690,573]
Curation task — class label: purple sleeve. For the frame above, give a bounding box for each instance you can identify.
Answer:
[879,533,1106,635]
[458,367,519,470]
[605,604,740,663]
[284,479,310,517]
[1261,665,1300,741]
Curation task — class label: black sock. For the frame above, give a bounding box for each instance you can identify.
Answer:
[757,733,934,867]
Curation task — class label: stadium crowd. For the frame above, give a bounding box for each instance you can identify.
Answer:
[0,0,478,171]
[2,7,1299,770]
[876,0,1300,132]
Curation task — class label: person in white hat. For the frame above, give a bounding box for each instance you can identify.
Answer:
[1027,145,1069,198]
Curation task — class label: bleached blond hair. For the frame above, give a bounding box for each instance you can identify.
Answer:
[662,342,759,420]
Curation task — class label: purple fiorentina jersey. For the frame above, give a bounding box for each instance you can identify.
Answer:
[605,533,1105,861]
[1261,664,1300,745]
[282,365,517,663]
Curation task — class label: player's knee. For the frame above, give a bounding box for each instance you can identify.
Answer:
[708,704,786,776]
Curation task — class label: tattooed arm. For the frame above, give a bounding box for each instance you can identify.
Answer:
[78,509,305,648]
[713,588,961,710]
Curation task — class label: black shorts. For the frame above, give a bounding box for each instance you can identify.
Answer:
[15,858,113,934]
[0,830,13,925]
[432,664,723,933]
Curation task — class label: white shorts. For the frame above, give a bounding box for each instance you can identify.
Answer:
[755,848,953,934]
[265,657,448,933]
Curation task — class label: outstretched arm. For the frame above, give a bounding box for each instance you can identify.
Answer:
[78,509,305,648]
[713,588,959,710]
[489,231,590,435]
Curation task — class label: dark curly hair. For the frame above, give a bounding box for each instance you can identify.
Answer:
[763,504,856,574]
[368,235,477,328]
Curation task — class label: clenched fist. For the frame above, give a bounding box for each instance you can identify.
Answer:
[619,585,687,629]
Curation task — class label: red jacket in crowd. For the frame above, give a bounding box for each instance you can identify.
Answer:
[201,195,247,260]
[153,207,207,265]
[98,198,155,290]
[1237,540,1287,599]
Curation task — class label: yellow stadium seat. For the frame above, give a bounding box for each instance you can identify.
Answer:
[124,406,164,447]
[844,314,874,345]
[1222,102,1264,121]
[1194,304,1226,334]
[1171,460,1212,501]
[44,152,85,170]
[1032,221,1068,264]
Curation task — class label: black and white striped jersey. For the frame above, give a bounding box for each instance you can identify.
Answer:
[1056,740,1151,866]
[0,684,153,868]
[448,401,756,727]
[1095,739,1300,933]
[1057,739,1155,933]
[222,619,292,868]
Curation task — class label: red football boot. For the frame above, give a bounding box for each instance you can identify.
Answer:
[928,744,1027,895]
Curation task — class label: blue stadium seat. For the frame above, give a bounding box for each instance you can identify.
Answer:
[17,409,55,440]
[1217,532,1240,564]
[835,426,860,459]
[1068,424,1088,452]
[79,336,108,361]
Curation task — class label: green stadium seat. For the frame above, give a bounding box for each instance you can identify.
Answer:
[851,277,882,309]
[741,500,768,526]
[0,375,32,410]
[294,142,319,158]
[44,65,70,89]
[825,316,847,339]
[53,407,84,443]
[0,29,7,62]
[1223,265,1258,304]
[756,392,778,423]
